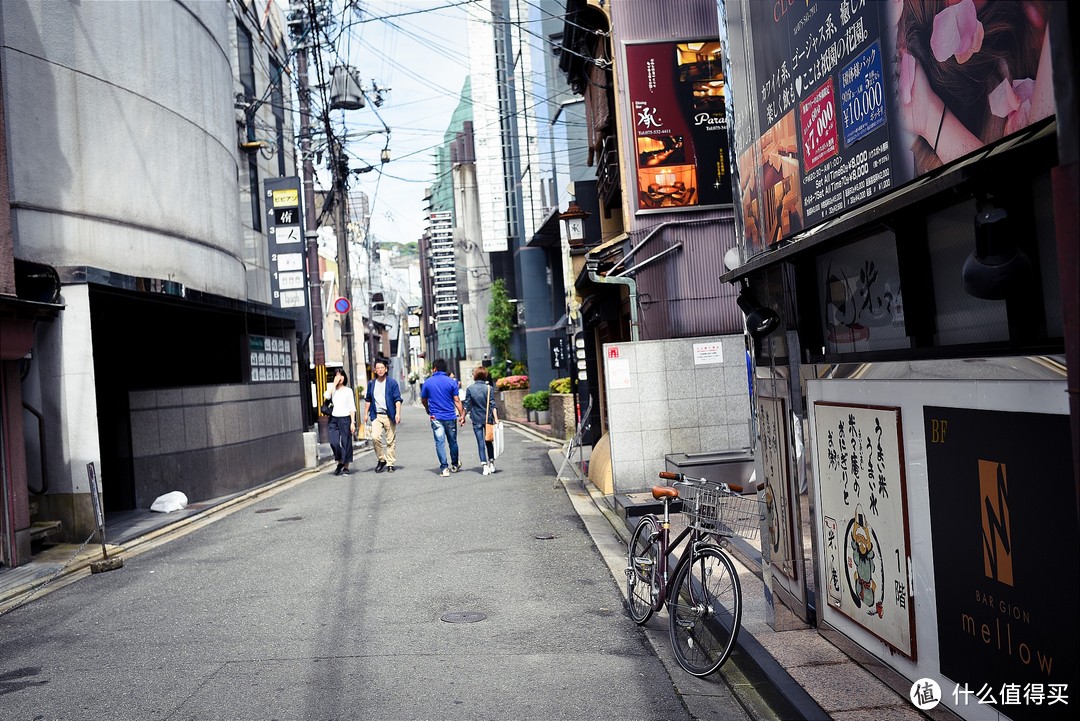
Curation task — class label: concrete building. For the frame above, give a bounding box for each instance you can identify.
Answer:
[466,0,561,388]
[0,0,307,564]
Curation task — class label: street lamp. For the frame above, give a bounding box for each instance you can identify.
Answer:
[560,200,590,249]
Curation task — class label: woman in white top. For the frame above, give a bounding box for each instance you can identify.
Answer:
[324,368,357,475]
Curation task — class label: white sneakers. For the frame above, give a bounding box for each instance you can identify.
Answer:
[440,468,450,477]
[482,464,491,476]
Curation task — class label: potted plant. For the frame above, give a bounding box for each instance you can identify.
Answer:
[523,390,551,425]
[495,374,530,421]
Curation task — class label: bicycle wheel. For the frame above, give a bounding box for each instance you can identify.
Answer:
[626,515,660,624]
[667,545,741,676]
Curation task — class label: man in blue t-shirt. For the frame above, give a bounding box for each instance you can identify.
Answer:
[421,358,466,476]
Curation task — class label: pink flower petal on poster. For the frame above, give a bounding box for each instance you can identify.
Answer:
[1004,100,1031,136]
[988,77,1020,118]
[1012,77,1035,104]
[930,0,984,64]
[899,52,915,105]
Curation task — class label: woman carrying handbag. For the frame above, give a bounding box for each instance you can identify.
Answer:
[464,365,500,475]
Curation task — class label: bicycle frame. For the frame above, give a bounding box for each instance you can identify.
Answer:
[642,495,708,613]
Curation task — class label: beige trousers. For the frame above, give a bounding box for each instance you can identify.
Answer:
[371,414,397,465]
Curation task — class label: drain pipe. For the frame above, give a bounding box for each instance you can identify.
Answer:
[586,250,640,342]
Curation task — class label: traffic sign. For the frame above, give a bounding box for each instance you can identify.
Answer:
[334,297,351,314]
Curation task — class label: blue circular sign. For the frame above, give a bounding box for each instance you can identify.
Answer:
[334,297,351,314]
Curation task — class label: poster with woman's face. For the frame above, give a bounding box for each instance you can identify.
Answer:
[727,0,1055,258]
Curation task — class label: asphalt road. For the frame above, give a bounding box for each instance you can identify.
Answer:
[0,403,752,721]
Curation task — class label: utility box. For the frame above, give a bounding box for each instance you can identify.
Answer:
[664,449,756,491]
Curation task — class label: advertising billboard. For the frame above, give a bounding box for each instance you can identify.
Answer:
[727,0,1055,258]
[924,406,1077,720]
[625,40,734,213]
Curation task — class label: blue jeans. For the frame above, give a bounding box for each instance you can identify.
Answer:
[430,418,459,470]
[471,423,493,463]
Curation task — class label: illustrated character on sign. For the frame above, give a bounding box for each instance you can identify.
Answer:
[846,506,884,618]
[765,483,780,554]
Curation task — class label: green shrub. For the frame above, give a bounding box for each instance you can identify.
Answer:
[511,362,528,376]
[522,390,550,411]
[549,377,572,394]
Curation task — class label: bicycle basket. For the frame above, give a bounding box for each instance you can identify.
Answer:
[681,482,763,540]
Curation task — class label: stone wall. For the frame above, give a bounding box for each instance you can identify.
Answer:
[129,382,305,509]
[497,388,529,422]
[550,393,575,440]
[603,335,751,494]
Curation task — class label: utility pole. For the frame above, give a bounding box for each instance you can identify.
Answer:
[367,226,378,381]
[291,1,328,442]
[332,139,358,392]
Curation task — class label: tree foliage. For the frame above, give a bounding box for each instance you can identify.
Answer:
[487,278,513,365]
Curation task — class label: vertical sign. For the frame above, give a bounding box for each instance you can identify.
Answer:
[625,40,733,213]
[814,401,915,659]
[924,406,1077,720]
[264,177,310,316]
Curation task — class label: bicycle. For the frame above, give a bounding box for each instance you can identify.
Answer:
[625,470,763,676]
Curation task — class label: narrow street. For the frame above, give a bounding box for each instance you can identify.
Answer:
[0,403,753,720]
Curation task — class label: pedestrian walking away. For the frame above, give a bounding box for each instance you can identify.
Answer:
[420,358,465,476]
[363,359,403,473]
[324,368,357,475]
[463,365,499,475]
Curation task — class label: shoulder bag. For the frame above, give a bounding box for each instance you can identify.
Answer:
[484,384,496,442]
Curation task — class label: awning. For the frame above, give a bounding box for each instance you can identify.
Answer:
[526,209,561,249]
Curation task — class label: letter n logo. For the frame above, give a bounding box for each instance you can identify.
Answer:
[979,460,1013,586]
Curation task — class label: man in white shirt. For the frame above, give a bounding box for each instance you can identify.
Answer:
[363,359,403,472]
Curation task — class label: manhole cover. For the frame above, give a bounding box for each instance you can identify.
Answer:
[276,516,303,522]
[534,533,556,540]
[254,508,280,514]
[441,611,487,624]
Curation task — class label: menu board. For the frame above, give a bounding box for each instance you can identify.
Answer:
[625,40,734,213]
[815,401,914,658]
[727,0,1055,258]
[248,335,293,383]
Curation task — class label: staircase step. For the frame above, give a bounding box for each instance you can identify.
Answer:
[29,521,62,542]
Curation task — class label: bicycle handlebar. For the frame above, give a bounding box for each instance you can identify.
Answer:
[657,470,752,495]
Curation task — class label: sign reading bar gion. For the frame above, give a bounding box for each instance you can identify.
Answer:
[625,40,734,213]
[726,0,1056,259]
[924,406,1077,720]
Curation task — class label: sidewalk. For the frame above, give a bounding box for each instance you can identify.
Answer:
[527,423,925,721]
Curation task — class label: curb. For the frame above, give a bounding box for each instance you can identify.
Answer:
[557,462,826,721]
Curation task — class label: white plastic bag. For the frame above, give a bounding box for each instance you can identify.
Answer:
[492,422,505,460]
[150,491,189,513]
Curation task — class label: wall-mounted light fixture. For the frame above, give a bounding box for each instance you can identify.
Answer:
[962,203,1032,300]
[736,284,780,339]
[560,200,590,248]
